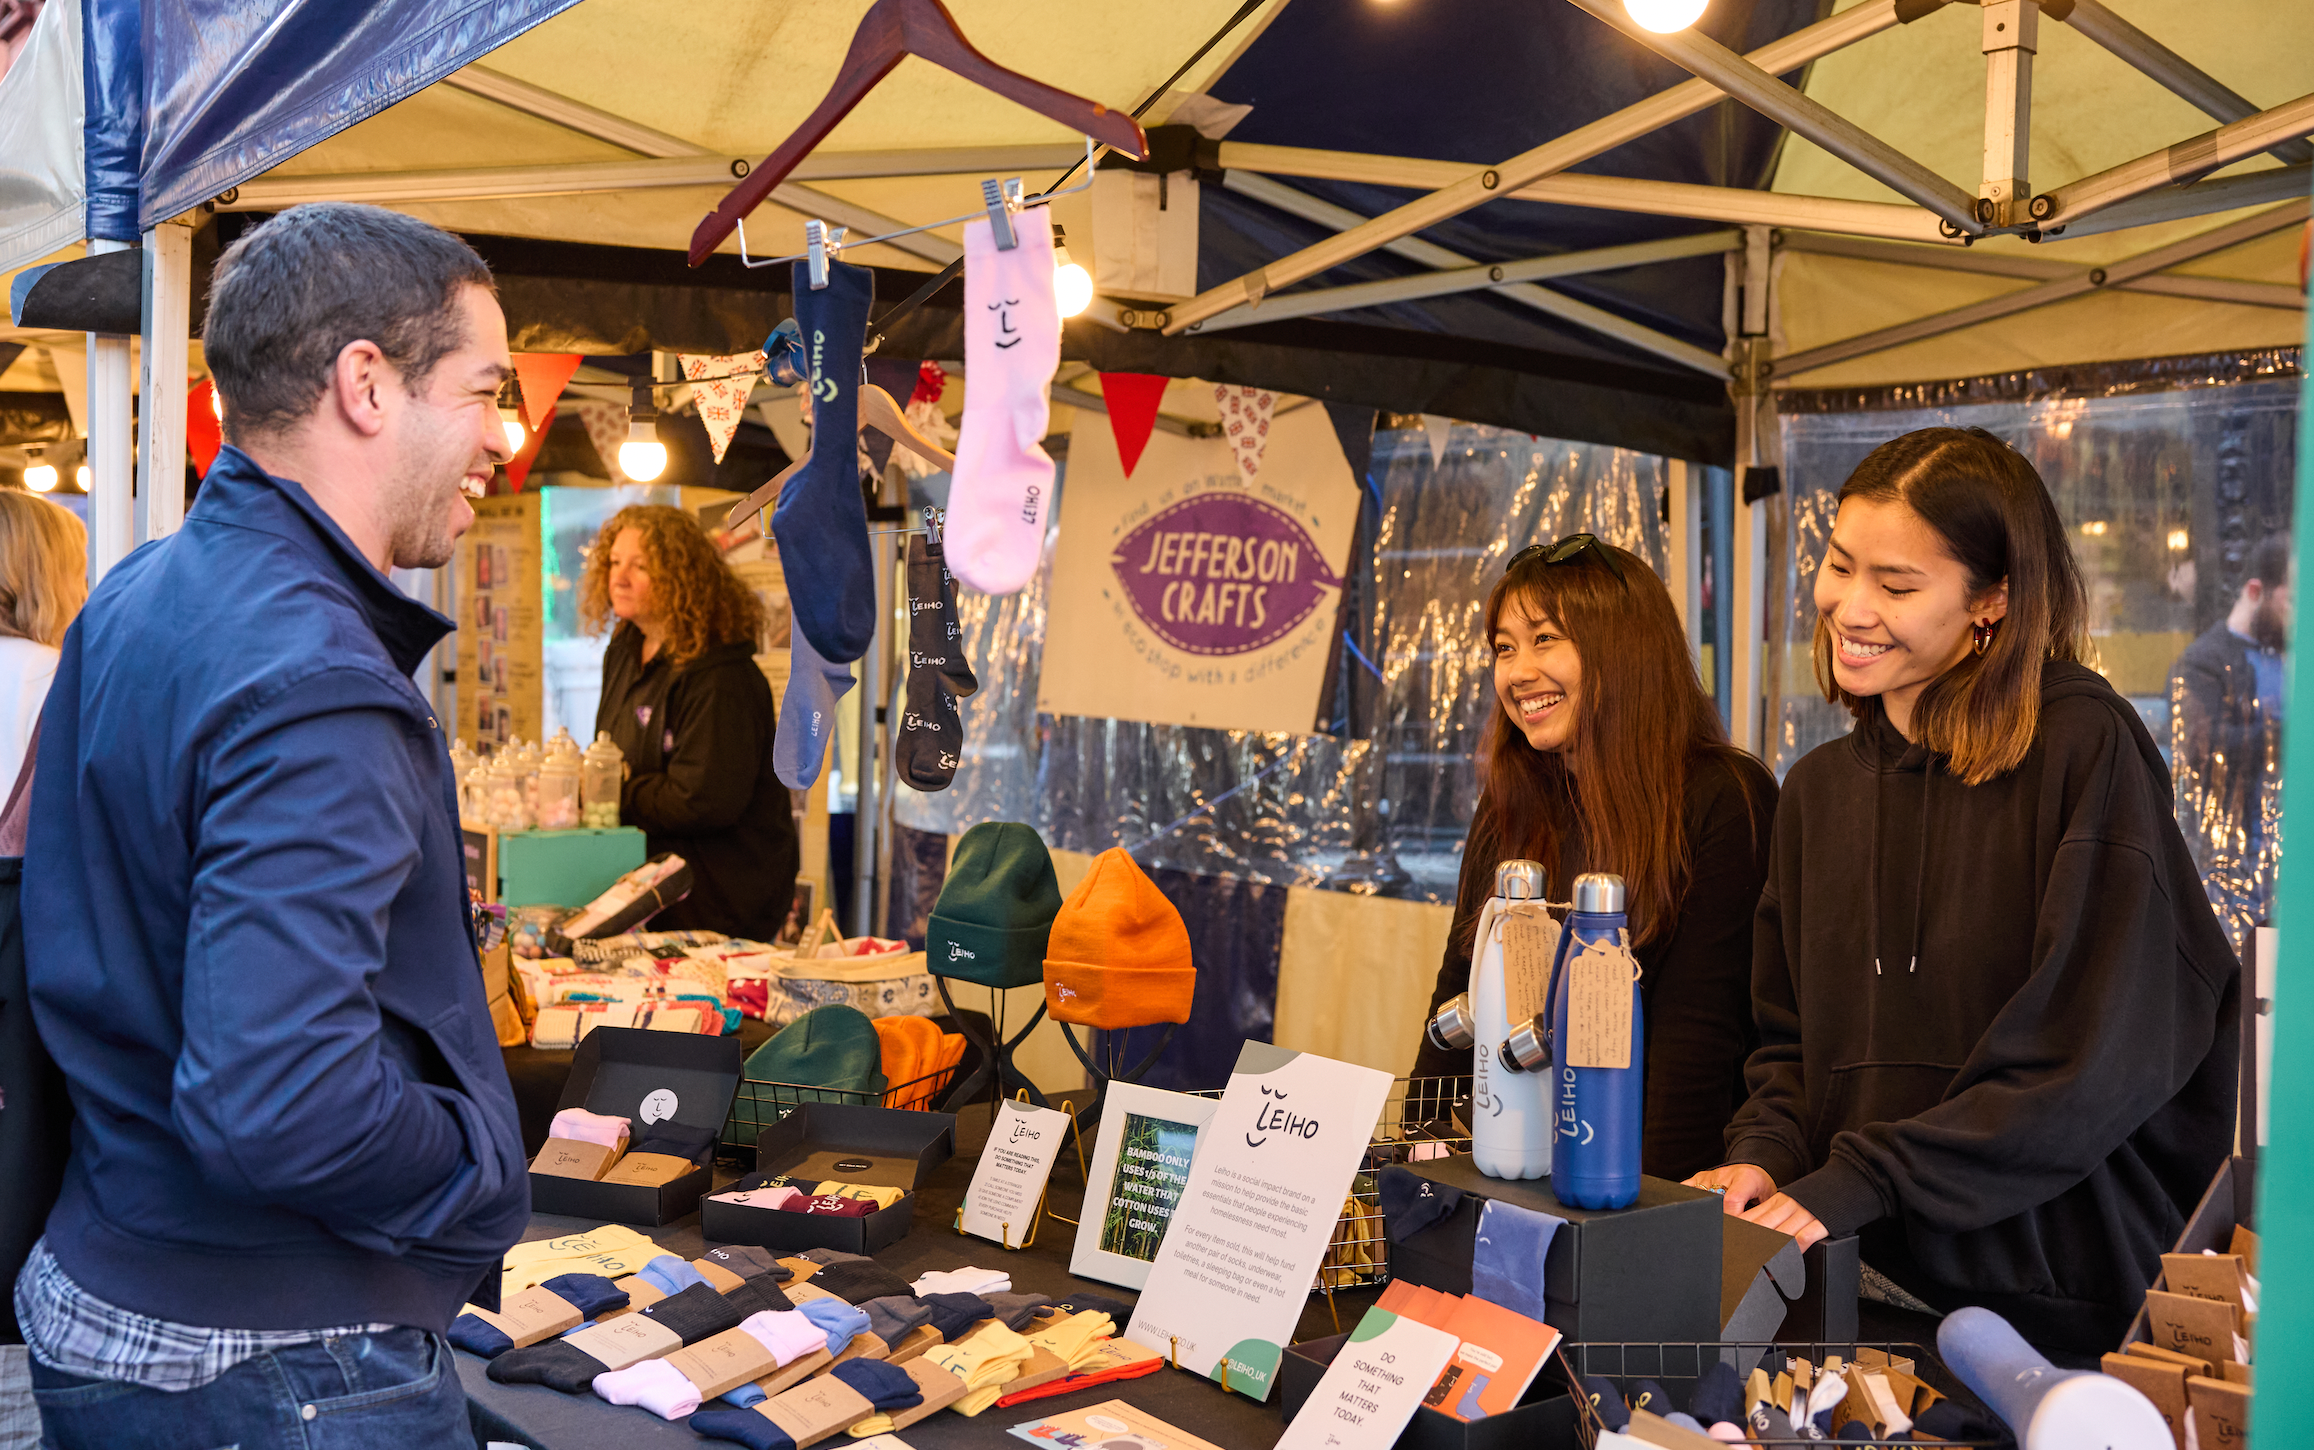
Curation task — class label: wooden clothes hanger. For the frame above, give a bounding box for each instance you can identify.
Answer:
[688,0,1146,266]
[720,384,955,536]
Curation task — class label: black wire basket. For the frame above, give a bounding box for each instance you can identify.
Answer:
[1557,1341,2009,1448]
[719,1062,966,1152]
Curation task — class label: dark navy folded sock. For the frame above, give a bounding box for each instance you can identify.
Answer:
[984,1292,1053,1330]
[723,1276,796,1317]
[1914,1400,1999,1441]
[797,1248,872,1267]
[1629,1380,1676,1419]
[485,1339,605,1394]
[773,259,877,663]
[643,1281,744,1344]
[1057,1290,1134,1320]
[1690,1360,1741,1426]
[921,1291,996,1342]
[1580,1375,1630,1432]
[539,1272,630,1319]
[861,1295,933,1346]
[1835,1421,1874,1443]
[447,1313,514,1359]
[700,1245,790,1282]
[807,1259,913,1305]
[631,1119,719,1163]
[1378,1165,1462,1242]
[831,1356,922,1410]
[688,1407,793,1449]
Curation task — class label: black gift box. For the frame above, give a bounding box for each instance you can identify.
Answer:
[1278,1332,1580,1450]
[699,1103,956,1254]
[1386,1155,1721,1345]
[527,1026,744,1225]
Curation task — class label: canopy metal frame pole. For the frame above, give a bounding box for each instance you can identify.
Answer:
[1774,198,2310,378]
[1978,1,2037,230]
[1726,227,1775,759]
[137,219,194,542]
[85,238,135,583]
[1780,230,2304,310]
[2029,90,2314,231]
[2050,163,2314,238]
[1217,172,1733,372]
[1157,0,1933,335]
[2050,0,2314,166]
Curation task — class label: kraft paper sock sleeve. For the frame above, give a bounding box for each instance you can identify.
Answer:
[861,1296,934,1346]
[983,1292,1052,1331]
[638,1255,708,1297]
[897,537,963,792]
[540,1273,631,1319]
[797,1248,872,1267]
[831,1357,922,1410]
[547,1108,631,1151]
[807,1260,913,1305]
[487,1339,618,1394]
[1057,1290,1135,1320]
[776,623,855,790]
[701,1245,790,1283]
[773,258,878,663]
[799,1297,872,1352]
[910,1267,1010,1297]
[688,1407,795,1450]
[946,209,1059,596]
[1378,1165,1462,1241]
[448,1313,515,1358]
[738,1310,830,1368]
[920,1292,996,1341]
[723,1277,797,1318]
[592,1358,701,1421]
[925,533,976,699]
[642,1282,745,1344]
[1471,1199,1563,1323]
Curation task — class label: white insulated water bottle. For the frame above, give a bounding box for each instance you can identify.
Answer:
[1469,859,1552,1179]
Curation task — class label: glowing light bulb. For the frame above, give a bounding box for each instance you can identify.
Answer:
[209,386,223,421]
[501,409,526,454]
[2167,528,2191,552]
[1624,0,1707,31]
[75,464,89,490]
[24,462,57,493]
[618,420,668,481]
[1049,225,1094,318]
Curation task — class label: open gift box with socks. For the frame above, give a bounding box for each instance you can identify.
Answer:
[529,1026,746,1224]
[702,1103,955,1254]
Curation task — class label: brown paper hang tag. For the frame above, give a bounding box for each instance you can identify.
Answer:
[1498,903,1560,1027]
[759,1375,879,1448]
[2099,1353,2186,1446]
[1566,933,1637,1070]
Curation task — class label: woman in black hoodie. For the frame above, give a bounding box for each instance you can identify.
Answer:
[1690,428,2239,1357]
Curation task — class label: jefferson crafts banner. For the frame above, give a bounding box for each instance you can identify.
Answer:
[1040,397,1359,734]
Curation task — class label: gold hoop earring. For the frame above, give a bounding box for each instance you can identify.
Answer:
[1971,620,1995,655]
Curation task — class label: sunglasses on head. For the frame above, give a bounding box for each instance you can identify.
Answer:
[1505,532,1628,588]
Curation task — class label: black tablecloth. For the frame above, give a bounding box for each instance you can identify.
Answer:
[464,1092,1379,1450]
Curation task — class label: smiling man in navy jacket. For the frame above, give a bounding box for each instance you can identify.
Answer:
[15,204,526,1447]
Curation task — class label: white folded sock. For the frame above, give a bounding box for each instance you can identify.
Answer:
[909,1267,1011,1297]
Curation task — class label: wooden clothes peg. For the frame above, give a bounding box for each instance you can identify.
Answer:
[688,0,1145,265]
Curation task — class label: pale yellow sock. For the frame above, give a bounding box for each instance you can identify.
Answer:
[502,1225,651,1267]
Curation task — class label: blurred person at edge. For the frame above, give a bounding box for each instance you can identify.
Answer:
[14,203,525,1449]
[1410,535,1776,1181]
[1689,427,2238,1363]
[2167,531,2290,949]
[0,492,87,789]
[580,504,799,941]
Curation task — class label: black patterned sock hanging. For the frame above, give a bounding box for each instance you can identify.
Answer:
[896,534,963,791]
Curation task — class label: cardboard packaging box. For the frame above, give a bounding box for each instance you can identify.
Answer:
[699,1103,954,1254]
[526,1026,744,1225]
[1278,1332,1579,1450]
[1386,1156,1722,1346]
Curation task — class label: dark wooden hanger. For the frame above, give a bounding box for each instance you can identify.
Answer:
[687,0,1146,266]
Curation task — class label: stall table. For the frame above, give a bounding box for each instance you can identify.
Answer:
[464,1093,1379,1449]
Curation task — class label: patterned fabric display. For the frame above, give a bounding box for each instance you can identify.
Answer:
[682,352,768,463]
[1213,384,1277,480]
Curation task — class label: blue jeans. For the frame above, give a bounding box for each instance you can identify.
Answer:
[29,1329,469,1450]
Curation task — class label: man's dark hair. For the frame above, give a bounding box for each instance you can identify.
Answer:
[203,204,494,439]
[2247,533,2292,590]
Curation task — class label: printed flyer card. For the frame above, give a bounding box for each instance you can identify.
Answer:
[1005,1399,1226,1450]
[1274,1309,1460,1450]
[1125,1043,1393,1400]
[962,1098,1072,1246]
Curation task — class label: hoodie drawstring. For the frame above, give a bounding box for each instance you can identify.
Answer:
[1868,736,1932,977]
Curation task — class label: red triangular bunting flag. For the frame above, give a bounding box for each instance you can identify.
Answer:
[187,378,223,479]
[512,353,583,433]
[1100,373,1170,477]
[504,402,556,491]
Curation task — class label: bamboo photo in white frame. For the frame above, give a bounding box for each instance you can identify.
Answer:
[1069,1083,1217,1291]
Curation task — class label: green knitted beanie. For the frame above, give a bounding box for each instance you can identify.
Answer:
[928,822,1063,988]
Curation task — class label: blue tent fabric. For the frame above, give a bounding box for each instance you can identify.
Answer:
[84,0,582,239]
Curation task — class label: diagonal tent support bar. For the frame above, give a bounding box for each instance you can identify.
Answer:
[1560,0,1980,232]
[1157,0,1943,336]
[2049,163,2313,238]
[2049,0,2314,166]
[1185,230,1739,336]
[2031,92,2314,230]
[1782,231,2304,310]
[1219,172,1730,373]
[220,146,1085,210]
[1773,200,2309,377]
[1220,143,1956,243]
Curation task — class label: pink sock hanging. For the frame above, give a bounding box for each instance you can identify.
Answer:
[946,206,1059,595]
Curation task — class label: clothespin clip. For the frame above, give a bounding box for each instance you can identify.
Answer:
[805,219,847,290]
[980,178,1024,251]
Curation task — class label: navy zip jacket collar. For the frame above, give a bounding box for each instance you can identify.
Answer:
[24,447,529,1332]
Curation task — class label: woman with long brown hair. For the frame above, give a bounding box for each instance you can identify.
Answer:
[1689,428,2237,1359]
[582,504,797,940]
[1412,534,1775,1181]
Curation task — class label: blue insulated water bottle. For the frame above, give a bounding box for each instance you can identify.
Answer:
[1547,872,1642,1208]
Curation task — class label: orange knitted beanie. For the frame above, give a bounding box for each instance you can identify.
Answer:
[1042,849,1196,1029]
